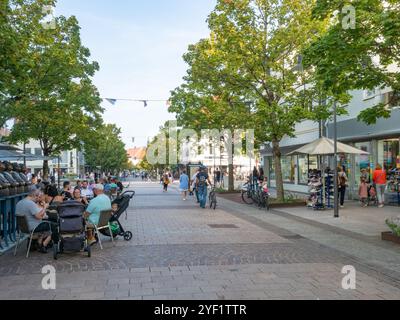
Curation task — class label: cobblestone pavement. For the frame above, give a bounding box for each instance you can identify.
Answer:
[1,181,400,300]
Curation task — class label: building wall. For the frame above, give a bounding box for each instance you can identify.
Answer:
[262,89,400,199]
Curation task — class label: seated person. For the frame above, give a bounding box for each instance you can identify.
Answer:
[60,181,73,200]
[44,184,64,205]
[16,188,52,253]
[84,184,112,245]
[81,180,94,198]
[111,202,119,216]
[73,188,89,206]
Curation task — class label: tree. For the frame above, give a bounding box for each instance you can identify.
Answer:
[169,38,253,191]
[304,0,400,124]
[84,124,129,174]
[1,2,103,179]
[172,0,344,200]
[1,0,57,128]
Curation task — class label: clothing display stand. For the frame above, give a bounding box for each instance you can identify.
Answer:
[324,169,335,209]
[307,169,325,210]
[387,168,400,206]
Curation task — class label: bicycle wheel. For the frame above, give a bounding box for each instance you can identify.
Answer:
[241,190,254,204]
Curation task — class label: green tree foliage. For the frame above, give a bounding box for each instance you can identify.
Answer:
[1,0,103,178]
[170,39,253,191]
[305,0,400,124]
[84,124,129,174]
[170,0,343,200]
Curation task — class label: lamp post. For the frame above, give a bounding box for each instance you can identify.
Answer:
[333,101,339,218]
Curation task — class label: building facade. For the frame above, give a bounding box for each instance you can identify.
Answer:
[261,88,400,200]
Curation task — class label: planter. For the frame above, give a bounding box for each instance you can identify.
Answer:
[382,231,400,244]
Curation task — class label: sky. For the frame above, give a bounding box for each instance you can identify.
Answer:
[55,0,217,148]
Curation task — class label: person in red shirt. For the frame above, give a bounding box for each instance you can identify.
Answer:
[372,164,387,208]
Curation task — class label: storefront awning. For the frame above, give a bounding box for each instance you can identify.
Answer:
[260,143,308,157]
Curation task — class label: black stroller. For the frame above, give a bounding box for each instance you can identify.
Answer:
[53,201,91,260]
[99,191,135,241]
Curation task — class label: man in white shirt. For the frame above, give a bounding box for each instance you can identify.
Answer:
[81,180,94,198]
[191,169,200,203]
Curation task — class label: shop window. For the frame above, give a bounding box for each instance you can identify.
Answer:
[269,157,275,181]
[355,142,372,186]
[298,155,318,184]
[282,156,296,184]
[378,139,400,172]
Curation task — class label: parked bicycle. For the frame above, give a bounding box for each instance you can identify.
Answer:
[241,178,270,211]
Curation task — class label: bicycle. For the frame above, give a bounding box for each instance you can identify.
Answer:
[209,186,217,210]
[241,180,255,205]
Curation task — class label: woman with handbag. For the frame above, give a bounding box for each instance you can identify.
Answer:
[373,164,387,208]
[338,166,348,208]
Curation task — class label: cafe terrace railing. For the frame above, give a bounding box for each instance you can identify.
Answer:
[0,193,28,254]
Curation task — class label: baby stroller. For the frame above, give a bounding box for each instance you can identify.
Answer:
[368,185,378,207]
[53,201,91,260]
[99,191,135,241]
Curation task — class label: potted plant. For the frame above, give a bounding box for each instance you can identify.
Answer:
[382,217,400,244]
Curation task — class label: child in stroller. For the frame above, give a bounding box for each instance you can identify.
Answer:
[53,201,91,260]
[98,191,135,241]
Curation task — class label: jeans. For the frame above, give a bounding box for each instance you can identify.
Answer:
[376,184,386,205]
[198,185,208,208]
[338,186,346,206]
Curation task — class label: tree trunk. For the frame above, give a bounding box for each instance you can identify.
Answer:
[228,163,234,192]
[272,139,284,202]
[43,159,50,181]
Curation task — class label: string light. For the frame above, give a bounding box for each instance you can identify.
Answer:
[103,98,171,108]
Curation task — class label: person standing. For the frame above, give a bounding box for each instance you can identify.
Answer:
[196,166,212,209]
[179,170,190,201]
[338,166,348,208]
[373,164,387,208]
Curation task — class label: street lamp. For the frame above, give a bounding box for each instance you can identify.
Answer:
[333,101,339,218]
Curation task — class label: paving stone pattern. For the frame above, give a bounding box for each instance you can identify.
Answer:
[0,181,399,300]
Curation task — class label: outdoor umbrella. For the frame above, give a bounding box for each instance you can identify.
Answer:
[287,137,369,156]
[0,149,51,161]
[0,142,21,151]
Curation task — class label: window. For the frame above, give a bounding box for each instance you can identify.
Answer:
[355,142,371,187]
[378,139,400,172]
[298,155,308,184]
[282,156,296,183]
[298,155,318,184]
[269,157,275,181]
[34,148,42,156]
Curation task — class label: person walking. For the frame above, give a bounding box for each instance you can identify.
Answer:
[373,164,387,208]
[338,166,348,208]
[196,166,212,209]
[191,169,200,203]
[162,173,170,192]
[179,170,190,201]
